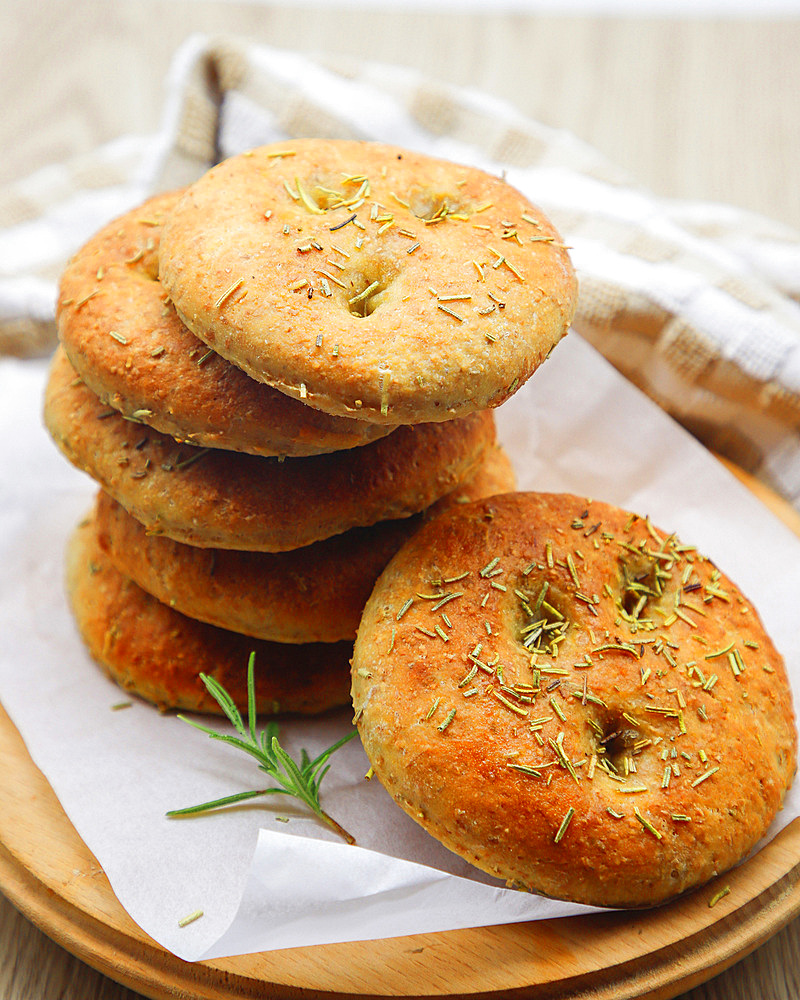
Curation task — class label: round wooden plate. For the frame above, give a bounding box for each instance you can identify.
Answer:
[2,461,800,1000]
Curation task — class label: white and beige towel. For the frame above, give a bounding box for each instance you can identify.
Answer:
[3,34,800,507]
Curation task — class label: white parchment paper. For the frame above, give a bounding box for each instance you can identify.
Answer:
[1,333,799,962]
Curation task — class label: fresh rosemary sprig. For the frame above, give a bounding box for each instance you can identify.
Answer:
[167,652,357,844]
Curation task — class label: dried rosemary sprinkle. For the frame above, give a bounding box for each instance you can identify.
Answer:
[592,642,641,658]
[437,303,464,322]
[468,653,494,675]
[173,448,210,471]
[549,737,579,783]
[314,268,347,290]
[691,766,719,788]
[431,592,462,611]
[349,280,381,306]
[437,708,456,732]
[292,177,325,215]
[708,885,731,908]
[215,278,244,309]
[458,664,479,688]
[554,806,575,844]
[704,641,735,660]
[508,763,543,779]
[633,807,662,839]
[494,690,529,717]
[503,259,525,281]
[329,213,357,231]
[480,556,501,577]
[75,289,100,309]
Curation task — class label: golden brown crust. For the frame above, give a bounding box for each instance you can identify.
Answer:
[94,445,516,644]
[159,140,577,425]
[66,512,352,715]
[352,492,797,907]
[57,191,393,457]
[44,346,496,551]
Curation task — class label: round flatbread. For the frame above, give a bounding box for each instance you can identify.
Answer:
[57,191,393,457]
[159,140,577,424]
[352,492,796,907]
[94,444,515,643]
[44,346,495,551]
[66,513,352,715]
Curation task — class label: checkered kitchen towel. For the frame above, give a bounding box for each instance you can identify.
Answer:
[3,35,800,507]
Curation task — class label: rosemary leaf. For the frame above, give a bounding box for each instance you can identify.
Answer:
[167,787,288,817]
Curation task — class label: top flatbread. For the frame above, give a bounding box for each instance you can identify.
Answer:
[159,140,577,425]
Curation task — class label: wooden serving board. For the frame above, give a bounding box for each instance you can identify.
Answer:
[2,461,800,1000]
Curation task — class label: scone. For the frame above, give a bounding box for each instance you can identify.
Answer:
[159,139,577,424]
[351,492,796,907]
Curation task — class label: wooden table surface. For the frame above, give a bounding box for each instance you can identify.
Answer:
[2,3,799,998]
